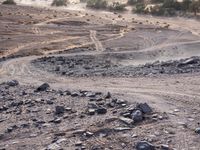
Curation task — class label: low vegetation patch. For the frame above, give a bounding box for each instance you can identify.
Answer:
[131,0,200,16]
[51,0,68,6]
[86,0,107,9]
[2,0,16,5]
[109,2,126,12]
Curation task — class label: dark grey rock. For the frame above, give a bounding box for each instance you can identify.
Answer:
[36,83,50,92]
[88,109,96,115]
[105,92,111,99]
[161,144,170,150]
[195,128,200,134]
[131,110,143,122]
[55,106,65,115]
[137,103,152,114]
[7,80,19,87]
[119,117,134,125]
[96,107,107,114]
[136,141,155,150]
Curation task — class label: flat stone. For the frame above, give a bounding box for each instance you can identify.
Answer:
[195,128,200,134]
[36,83,50,92]
[137,103,152,114]
[47,143,60,150]
[119,117,134,125]
[88,109,96,115]
[136,141,155,150]
[131,110,143,122]
[96,107,107,114]
[7,80,19,87]
[55,106,65,115]
[114,127,132,132]
[161,144,170,150]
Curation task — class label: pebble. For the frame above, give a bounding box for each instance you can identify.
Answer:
[119,117,134,125]
[136,141,155,150]
[36,83,50,92]
[195,128,200,134]
[96,107,107,114]
[131,110,143,122]
[55,106,65,115]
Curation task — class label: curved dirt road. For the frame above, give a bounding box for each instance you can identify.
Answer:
[0,6,200,149]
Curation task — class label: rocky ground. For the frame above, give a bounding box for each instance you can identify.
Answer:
[32,55,200,77]
[0,2,200,150]
[0,80,174,150]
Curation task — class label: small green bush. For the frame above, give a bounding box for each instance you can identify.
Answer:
[109,2,126,11]
[2,0,16,5]
[51,0,68,6]
[86,0,107,9]
[133,3,145,13]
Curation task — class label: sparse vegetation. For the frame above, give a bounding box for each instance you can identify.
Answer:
[86,0,107,9]
[109,2,126,11]
[51,0,68,6]
[130,0,200,16]
[2,0,16,5]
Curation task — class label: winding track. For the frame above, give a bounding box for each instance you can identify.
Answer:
[0,8,200,148]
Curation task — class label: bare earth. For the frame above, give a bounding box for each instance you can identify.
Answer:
[0,2,200,150]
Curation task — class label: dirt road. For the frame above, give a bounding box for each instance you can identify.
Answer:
[0,4,200,149]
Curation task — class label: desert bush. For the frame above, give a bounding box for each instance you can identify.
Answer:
[133,3,145,13]
[128,0,142,5]
[2,0,16,5]
[109,2,126,11]
[51,0,68,6]
[189,0,200,15]
[86,0,107,9]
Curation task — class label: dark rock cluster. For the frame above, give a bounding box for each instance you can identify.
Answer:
[0,80,173,149]
[32,55,200,77]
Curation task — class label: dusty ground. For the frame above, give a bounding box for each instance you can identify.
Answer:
[0,2,200,150]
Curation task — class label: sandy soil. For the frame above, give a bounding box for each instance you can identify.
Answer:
[0,1,200,150]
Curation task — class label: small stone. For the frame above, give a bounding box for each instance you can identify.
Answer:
[47,100,54,105]
[119,117,134,125]
[136,141,155,150]
[75,141,82,146]
[137,103,152,114]
[131,110,143,122]
[85,131,94,137]
[53,118,62,124]
[86,92,96,98]
[47,143,60,150]
[161,144,170,150]
[71,92,79,97]
[65,107,72,111]
[174,109,180,112]
[96,107,107,114]
[7,80,19,86]
[88,109,96,115]
[114,127,131,132]
[105,92,111,99]
[36,83,50,92]
[195,128,200,134]
[55,106,65,115]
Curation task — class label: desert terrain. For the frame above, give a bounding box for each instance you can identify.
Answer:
[0,0,200,150]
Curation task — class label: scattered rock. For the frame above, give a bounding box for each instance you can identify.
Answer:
[96,107,107,114]
[119,117,134,125]
[7,80,19,87]
[136,141,155,150]
[88,108,96,115]
[195,128,200,134]
[131,110,143,122]
[55,106,65,115]
[161,144,170,150]
[114,127,131,132]
[36,83,50,92]
[137,103,152,114]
